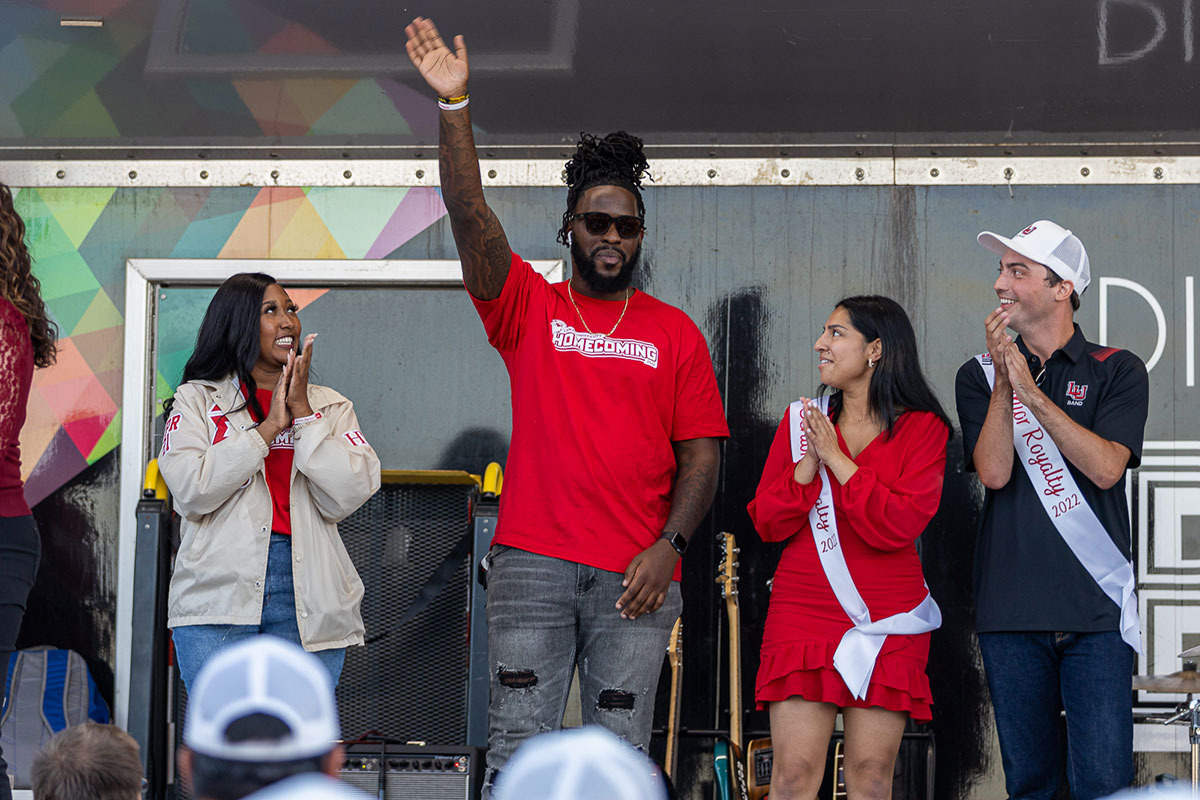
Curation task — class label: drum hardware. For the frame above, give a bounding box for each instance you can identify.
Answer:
[1136,658,1200,796]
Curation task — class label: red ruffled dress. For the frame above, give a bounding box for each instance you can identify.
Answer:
[747,407,948,720]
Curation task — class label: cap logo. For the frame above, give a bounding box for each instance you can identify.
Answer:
[1019,225,1038,236]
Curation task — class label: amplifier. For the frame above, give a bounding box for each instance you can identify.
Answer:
[338,743,483,800]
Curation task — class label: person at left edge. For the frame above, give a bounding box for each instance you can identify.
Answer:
[0,181,58,800]
[158,273,381,689]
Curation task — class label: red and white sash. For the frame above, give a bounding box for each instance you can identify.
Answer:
[975,354,1141,652]
[788,396,942,699]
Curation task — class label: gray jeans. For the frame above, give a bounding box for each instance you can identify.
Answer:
[483,544,682,794]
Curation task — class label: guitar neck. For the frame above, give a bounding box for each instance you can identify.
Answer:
[727,596,742,749]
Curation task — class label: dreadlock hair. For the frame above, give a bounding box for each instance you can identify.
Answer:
[163,273,275,421]
[0,182,57,368]
[556,131,651,245]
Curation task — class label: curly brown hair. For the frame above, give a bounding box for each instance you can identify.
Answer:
[0,182,57,367]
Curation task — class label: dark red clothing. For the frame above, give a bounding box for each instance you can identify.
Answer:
[247,386,293,535]
[0,298,33,517]
[748,407,948,720]
[470,252,729,577]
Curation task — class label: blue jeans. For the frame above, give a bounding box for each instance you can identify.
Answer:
[483,545,682,795]
[978,631,1134,800]
[171,534,346,690]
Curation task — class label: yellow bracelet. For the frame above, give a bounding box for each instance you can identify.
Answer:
[438,93,469,104]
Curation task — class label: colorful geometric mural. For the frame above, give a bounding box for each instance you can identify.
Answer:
[0,0,436,140]
[19,185,448,506]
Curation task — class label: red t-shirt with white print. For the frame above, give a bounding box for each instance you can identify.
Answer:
[471,252,729,577]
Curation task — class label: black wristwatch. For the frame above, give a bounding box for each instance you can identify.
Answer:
[659,529,687,556]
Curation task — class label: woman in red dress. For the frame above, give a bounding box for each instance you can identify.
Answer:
[749,295,950,800]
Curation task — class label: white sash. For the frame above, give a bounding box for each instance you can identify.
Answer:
[974,354,1141,652]
[787,396,942,700]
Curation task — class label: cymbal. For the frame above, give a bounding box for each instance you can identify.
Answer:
[1179,644,1200,658]
[1134,670,1200,692]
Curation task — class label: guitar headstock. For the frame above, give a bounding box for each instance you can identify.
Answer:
[716,531,740,603]
[667,616,683,671]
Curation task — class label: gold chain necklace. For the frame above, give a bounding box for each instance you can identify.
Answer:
[567,282,631,337]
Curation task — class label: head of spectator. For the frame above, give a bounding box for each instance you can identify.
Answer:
[492,726,668,800]
[178,636,344,800]
[30,722,143,800]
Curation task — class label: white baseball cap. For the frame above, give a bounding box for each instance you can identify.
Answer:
[492,727,668,800]
[183,636,340,761]
[977,220,1091,293]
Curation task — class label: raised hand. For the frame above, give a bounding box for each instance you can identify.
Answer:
[287,333,317,418]
[404,17,469,99]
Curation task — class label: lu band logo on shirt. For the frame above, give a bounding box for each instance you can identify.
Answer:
[1066,381,1089,406]
[549,319,659,368]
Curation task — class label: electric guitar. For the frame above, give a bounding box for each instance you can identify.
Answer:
[664,616,683,781]
[746,736,773,800]
[713,532,749,800]
[745,736,846,799]
[832,740,847,798]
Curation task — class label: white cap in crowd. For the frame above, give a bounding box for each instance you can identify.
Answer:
[977,220,1092,293]
[492,726,668,800]
[183,636,340,762]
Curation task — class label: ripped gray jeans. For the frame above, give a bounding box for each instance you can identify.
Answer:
[482,544,682,795]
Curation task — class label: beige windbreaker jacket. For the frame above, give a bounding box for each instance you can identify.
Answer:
[159,375,381,651]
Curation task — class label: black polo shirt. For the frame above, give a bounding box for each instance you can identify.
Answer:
[955,324,1149,633]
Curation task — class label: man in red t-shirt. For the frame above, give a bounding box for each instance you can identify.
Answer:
[407,18,729,792]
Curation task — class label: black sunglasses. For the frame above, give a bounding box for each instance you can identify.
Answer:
[571,212,645,239]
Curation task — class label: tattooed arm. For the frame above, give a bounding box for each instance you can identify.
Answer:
[664,437,722,545]
[615,437,721,619]
[405,16,511,300]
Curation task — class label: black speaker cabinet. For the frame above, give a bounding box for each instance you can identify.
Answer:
[335,476,480,745]
[338,743,482,800]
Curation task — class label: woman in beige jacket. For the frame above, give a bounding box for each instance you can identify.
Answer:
[159,273,380,688]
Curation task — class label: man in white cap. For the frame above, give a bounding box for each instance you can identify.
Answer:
[178,635,367,800]
[955,221,1148,799]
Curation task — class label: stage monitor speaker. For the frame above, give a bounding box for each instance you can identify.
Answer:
[335,476,478,745]
[165,474,485,800]
[338,743,482,800]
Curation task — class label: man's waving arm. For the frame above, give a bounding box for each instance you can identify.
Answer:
[405,17,511,300]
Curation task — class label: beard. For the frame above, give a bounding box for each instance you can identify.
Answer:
[571,238,640,294]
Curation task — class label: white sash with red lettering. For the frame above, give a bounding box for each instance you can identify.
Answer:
[975,353,1141,652]
[788,396,942,699]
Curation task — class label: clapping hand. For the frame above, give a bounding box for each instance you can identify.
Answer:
[405,17,469,99]
[792,397,821,485]
[1001,343,1041,406]
[287,333,317,418]
[801,398,841,465]
[257,355,293,445]
[984,307,1012,382]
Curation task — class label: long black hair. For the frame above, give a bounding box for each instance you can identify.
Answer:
[821,295,952,437]
[163,272,275,420]
[556,131,651,245]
